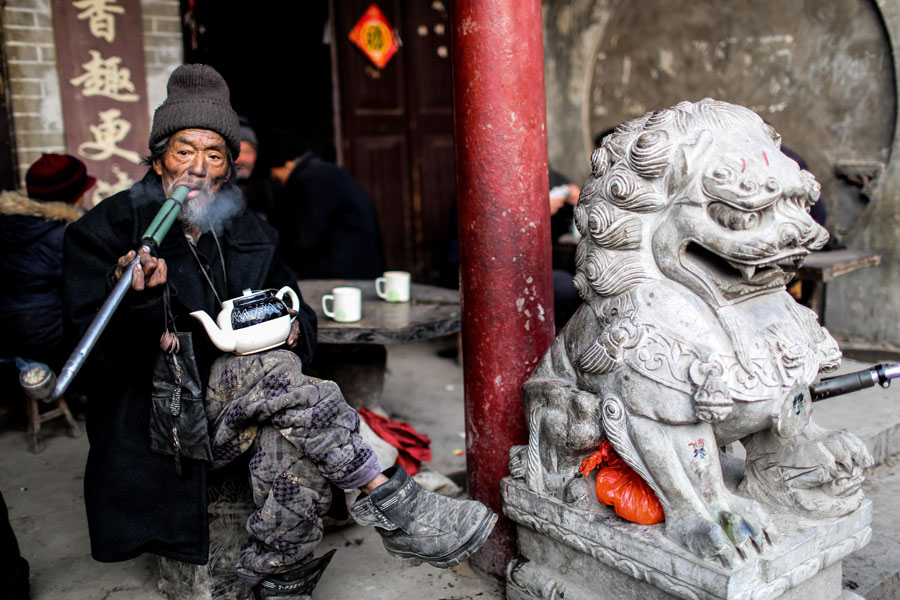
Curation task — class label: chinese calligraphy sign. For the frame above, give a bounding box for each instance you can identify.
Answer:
[52,0,149,206]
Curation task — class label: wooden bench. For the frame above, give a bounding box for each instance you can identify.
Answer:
[783,249,883,324]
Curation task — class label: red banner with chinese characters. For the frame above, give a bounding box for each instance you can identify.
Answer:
[52,0,150,206]
[348,3,399,69]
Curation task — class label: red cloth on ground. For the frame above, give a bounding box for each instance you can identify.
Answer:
[358,407,432,475]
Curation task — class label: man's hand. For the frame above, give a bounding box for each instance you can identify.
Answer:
[286,310,300,348]
[114,247,168,291]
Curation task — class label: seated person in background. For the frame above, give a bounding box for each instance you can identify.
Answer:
[235,117,280,221]
[547,167,581,331]
[0,155,93,593]
[267,129,385,279]
[235,117,259,183]
[549,167,580,244]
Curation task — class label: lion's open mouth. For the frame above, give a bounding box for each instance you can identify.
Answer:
[723,254,806,284]
[681,242,799,300]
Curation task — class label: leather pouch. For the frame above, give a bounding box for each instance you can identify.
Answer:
[150,286,212,474]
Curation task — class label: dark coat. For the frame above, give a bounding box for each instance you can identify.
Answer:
[62,171,317,564]
[273,153,385,279]
[0,191,83,367]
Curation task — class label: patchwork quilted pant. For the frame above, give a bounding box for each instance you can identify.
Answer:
[205,350,380,586]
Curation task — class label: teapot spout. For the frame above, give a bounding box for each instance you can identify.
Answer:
[190,310,236,352]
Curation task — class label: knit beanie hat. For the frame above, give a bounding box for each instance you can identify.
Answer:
[149,64,241,158]
[26,153,96,204]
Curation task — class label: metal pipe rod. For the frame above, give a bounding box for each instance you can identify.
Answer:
[49,184,191,400]
[51,250,142,400]
[883,363,900,380]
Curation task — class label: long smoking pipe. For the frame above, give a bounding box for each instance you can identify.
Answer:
[36,185,192,402]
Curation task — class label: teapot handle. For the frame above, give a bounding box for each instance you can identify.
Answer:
[276,286,300,320]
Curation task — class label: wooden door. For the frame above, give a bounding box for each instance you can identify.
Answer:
[332,0,456,282]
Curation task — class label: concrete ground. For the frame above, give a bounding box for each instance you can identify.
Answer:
[2,336,899,599]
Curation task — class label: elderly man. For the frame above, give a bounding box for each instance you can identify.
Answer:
[62,65,495,599]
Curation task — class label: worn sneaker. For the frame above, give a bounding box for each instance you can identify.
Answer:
[252,550,335,600]
[349,465,498,568]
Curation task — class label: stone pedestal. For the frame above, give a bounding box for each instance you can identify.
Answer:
[502,474,871,600]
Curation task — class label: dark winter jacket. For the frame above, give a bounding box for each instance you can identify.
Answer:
[0,191,83,367]
[273,153,385,279]
[62,171,317,564]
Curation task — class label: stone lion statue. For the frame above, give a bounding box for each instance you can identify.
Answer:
[519,98,873,566]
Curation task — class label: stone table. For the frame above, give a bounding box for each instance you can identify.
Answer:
[297,279,461,409]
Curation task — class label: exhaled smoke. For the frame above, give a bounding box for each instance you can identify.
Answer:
[180,182,244,235]
[15,356,42,371]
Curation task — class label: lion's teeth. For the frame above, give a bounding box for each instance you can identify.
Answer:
[792,256,806,268]
[738,265,756,281]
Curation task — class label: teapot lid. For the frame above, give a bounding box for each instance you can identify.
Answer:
[236,288,268,302]
[232,288,281,308]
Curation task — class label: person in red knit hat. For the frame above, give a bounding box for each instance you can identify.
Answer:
[1,152,96,600]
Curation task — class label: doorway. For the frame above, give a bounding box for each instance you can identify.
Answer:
[185,1,458,283]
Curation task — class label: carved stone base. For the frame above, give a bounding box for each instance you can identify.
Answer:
[502,475,871,600]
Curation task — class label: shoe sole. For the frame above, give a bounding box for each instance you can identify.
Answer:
[392,510,499,569]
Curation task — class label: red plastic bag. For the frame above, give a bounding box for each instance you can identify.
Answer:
[578,440,665,525]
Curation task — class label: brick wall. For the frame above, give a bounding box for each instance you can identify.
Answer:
[141,0,183,121]
[0,0,183,185]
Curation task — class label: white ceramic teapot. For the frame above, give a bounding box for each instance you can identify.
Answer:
[190,287,300,355]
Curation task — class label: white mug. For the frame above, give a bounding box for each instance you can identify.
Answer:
[322,286,362,322]
[375,271,411,303]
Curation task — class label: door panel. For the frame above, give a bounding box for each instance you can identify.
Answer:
[347,134,413,269]
[333,0,456,281]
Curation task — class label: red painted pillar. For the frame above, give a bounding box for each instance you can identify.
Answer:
[450,0,555,578]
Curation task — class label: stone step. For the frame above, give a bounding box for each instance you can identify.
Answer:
[841,456,900,599]
[812,356,900,599]
[813,357,900,467]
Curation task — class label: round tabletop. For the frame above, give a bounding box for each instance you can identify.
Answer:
[297,279,461,345]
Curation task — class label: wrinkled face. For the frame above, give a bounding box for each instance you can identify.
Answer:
[235,140,257,180]
[153,128,231,206]
[653,126,829,305]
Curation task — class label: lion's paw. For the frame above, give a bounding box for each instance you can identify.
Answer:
[719,494,778,550]
[784,427,870,495]
[817,427,874,473]
[742,425,871,518]
[666,500,775,567]
[667,511,739,567]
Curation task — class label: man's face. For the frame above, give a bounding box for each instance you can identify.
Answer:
[153,128,230,204]
[235,140,257,180]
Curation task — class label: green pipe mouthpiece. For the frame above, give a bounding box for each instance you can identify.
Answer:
[141,184,191,248]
